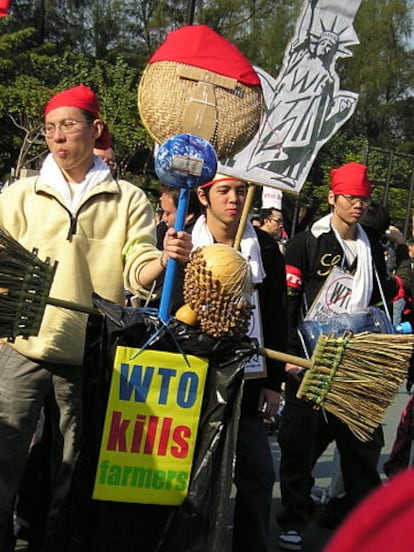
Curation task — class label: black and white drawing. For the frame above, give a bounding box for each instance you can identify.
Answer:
[219,0,362,193]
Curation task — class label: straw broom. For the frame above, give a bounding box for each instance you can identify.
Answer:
[0,226,99,340]
[259,332,414,442]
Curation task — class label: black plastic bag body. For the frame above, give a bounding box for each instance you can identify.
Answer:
[67,295,255,552]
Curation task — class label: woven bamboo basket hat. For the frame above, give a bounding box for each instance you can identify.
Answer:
[138,25,263,160]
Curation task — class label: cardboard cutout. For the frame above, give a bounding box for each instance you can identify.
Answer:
[219,0,362,193]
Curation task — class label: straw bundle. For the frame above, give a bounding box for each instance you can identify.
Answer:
[177,244,254,337]
[138,61,263,160]
[260,331,414,441]
[294,331,414,441]
[0,227,56,338]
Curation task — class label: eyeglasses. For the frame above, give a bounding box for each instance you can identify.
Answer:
[41,119,93,138]
[339,195,371,206]
[270,218,284,225]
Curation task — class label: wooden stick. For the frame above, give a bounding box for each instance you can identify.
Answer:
[233,183,256,251]
[44,296,100,315]
[258,346,311,368]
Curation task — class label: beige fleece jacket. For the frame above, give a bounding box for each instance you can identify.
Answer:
[0,175,160,365]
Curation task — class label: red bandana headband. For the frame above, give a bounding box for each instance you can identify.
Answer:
[43,84,111,149]
[199,174,244,188]
[330,162,372,196]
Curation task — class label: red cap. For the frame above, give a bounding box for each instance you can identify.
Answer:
[324,468,414,552]
[149,25,260,87]
[0,0,12,16]
[44,84,100,117]
[44,84,111,148]
[330,162,372,196]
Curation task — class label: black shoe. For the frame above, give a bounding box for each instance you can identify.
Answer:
[318,496,350,529]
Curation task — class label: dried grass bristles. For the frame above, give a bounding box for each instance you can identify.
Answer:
[297,332,414,441]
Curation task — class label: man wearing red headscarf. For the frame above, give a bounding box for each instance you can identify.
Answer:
[0,84,191,550]
[276,162,405,551]
[189,173,287,552]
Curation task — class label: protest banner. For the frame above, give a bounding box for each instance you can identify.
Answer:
[93,347,208,505]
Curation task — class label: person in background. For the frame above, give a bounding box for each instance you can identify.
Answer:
[93,138,117,178]
[259,207,284,240]
[0,84,191,551]
[359,202,408,274]
[277,162,404,551]
[393,238,414,392]
[394,237,414,303]
[250,214,261,227]
[407,238,414,259]
[358,203,407,323]
[93,145,117,176]
[159,184,201,235]
[147,185,202,314]
[259,207,287,254]
[185,173,287,552]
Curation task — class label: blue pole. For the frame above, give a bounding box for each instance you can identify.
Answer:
[158,187,190,322]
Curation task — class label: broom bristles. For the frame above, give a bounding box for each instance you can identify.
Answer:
[0,226,56,339]
[297,331,414,442]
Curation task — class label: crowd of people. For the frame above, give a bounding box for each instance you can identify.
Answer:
[0,82,413,552]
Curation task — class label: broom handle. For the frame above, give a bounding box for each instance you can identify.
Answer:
[258,347,312,369]
[158,187,190,323]
[46,296,101,316]
[234,183,256,251]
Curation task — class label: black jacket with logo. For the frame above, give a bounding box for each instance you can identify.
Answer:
[285,225,400,356]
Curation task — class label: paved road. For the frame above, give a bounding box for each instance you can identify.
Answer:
[267,385,410,552]
[16,386,409,552]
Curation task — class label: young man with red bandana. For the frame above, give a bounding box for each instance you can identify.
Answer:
[0,84,191,550]
[276,162,404,551]
[193,173,287,552]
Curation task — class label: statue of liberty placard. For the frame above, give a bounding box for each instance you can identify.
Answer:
[219,0,362,193]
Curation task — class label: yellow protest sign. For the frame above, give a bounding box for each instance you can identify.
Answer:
[93,347,208,505]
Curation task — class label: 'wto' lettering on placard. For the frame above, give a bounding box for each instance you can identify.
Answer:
[327,281,352,310]
[119,363,199,408]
